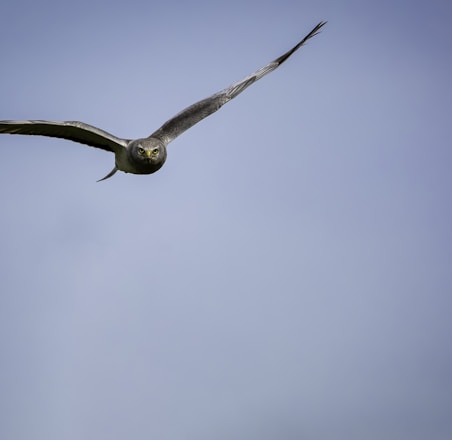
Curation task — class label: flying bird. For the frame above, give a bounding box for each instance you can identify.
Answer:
[0,21,326,181]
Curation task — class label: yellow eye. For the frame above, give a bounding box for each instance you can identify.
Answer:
[152,148,159,155]
[138,147,145,155]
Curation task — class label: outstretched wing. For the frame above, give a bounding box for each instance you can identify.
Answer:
[0,120,129,152]
[150,21,326,146]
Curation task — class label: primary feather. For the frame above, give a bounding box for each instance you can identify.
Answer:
[0,21,326,181]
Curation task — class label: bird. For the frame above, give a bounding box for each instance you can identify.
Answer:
[0,21,326,182]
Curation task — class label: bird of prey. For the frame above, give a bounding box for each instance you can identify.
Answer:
[0,21,326,181]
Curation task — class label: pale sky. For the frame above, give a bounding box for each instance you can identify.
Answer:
[1,1,451,439]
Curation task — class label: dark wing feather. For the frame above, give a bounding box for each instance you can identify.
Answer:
[150,21,326,146]
[0,120,129,152]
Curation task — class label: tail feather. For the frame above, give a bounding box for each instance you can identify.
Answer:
[97,166,118,182]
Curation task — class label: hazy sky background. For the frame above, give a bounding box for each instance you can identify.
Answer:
[1,1,451,439]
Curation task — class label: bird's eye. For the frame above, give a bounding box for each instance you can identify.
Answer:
[152,148,159,155]
[137,147,145,155]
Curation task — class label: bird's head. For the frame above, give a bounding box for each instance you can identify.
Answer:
[127,138,167,174]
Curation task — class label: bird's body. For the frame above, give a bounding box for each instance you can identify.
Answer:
[0,22,326,181]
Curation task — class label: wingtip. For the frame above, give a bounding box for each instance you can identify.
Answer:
[274,20,327,66]
[309,21,328,38]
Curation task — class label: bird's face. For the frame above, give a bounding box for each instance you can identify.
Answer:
[128,138,167,174]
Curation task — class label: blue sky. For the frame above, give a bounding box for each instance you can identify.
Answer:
[1,1,451,439]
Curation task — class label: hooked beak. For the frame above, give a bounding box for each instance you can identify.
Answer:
[145,150,152,158]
